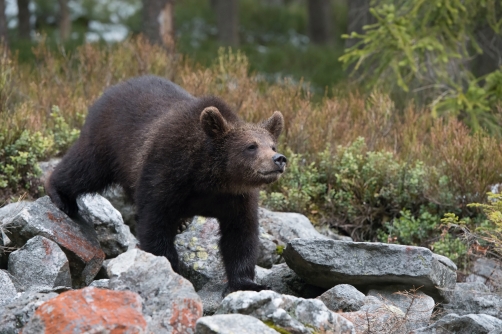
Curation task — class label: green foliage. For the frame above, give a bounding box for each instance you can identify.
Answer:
[340,0,502,133]
[49,106,81,155]
[431,233,468,264]
[379,208,440,245]
[262,138,436,240]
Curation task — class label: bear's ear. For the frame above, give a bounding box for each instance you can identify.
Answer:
[200,106,230,138]
[262,111,284,140]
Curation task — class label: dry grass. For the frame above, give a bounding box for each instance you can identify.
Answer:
[1,36,502,206]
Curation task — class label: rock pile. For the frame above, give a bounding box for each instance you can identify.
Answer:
[1,190,502,333]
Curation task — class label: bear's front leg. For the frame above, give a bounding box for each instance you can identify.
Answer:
[217,196,268,292]
[136,201,181,272]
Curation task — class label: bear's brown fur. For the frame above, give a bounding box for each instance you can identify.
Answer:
[46,76,287,292]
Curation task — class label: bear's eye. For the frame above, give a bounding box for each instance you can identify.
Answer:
[247,144,258,151]
[272,146,277,152]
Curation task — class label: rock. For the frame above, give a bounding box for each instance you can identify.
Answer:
[196,314,279,334]
[466,257,502,291]
[257,227,281,268]
[216,290,355,334]
[101,185,137,235]
[367,285,435,330]
[0,291,58,333]
[197,282,227,316]
[255,266,271,282]
[38,158,61,186]
[175,216,227,290]
[6,196,105,288]
[412,313,502,334]
[341,296,407,334]
[259,208,328,247]
[0,202,31,226]
[256,263,325,298]
[317,284,365,312]
[0,270,17,306]
[8,236,71,292]
[444,282,502,319]
[22,287,147,334]
[89,279,110,289]
[283,239,456,302]
[108,249,203,333]
[77,194,138,258]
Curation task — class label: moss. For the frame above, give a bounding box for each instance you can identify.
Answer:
[263,321,291,334]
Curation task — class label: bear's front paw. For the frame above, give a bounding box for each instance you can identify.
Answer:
[227,280,270,293]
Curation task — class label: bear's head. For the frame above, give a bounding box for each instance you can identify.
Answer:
[200,106,287,191]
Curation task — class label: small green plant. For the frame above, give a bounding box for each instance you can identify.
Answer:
[49,105,81,155]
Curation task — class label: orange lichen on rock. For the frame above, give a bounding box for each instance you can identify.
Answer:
[21,287,147,334]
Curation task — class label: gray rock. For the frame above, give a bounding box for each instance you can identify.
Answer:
[256,263,325,298]
[108,249,203,333]
[0,271,17,306]
[255,266,271,282]
[89,279,110,289]
[257,227,281,268]
[196,314,279,334]
[317,284,365,312]
[283,239,456,302]
[444,282,502,319]
[0,291,58,334]
[101,185,137,235]
[38,158,61,186]
[77,194,138,258]
[259,208,328,247]
[466,257,502,291]
[341,296,406,334]
[197,282,228,316]
[412,313,502,334]
[8,236,72,292]
[367,285,435,330]
[6,196,105,288]
[1,202,31,268]
[175,217,227,290]
[216,290,355,334]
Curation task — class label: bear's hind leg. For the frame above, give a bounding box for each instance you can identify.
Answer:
[46,143,113,217]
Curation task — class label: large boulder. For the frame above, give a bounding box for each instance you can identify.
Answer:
[284,239,457,302]
[216,290,355,334]
[5,196,105,287]
[107,249,203,333]
[0,291,58,333]
[196,314,279,334]
[8,236,71,292]
[77,194,138,258]
[21,287,147,334]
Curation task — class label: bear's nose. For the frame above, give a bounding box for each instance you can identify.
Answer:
[273,154,287,170]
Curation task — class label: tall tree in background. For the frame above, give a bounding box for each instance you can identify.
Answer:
[142,0,175,52]
[0,0,7,46]
[307,0,333,45]
[58,0,71,41]
[345,0,374,49]
[215,0,239,46]
[17,0,30,39]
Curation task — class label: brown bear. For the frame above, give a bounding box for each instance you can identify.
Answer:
[46,76,287,292]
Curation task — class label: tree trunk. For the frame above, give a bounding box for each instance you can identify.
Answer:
[0,0,8,46]
[141,0,175,52]
[307,0,333,45]
[58,0,71,42]
[345,0,374,49]
[17,0,30,39]
[215,0,239,46]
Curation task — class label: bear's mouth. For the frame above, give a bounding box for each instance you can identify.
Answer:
[259,170,284,176]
